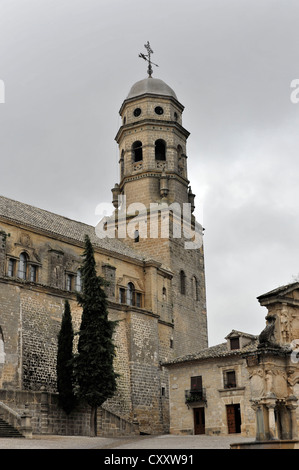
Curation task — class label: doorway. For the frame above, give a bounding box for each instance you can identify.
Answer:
[226,404,241,434]
[193,407,205,435]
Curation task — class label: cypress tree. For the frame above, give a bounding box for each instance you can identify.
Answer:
[74,235,118,436]
[57,300,76,414]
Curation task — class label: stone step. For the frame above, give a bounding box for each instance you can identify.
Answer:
[0,417,24,438]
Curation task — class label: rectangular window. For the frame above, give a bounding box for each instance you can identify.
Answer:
[119,287,126,304]
[191,376,203,392]
[66,274,73,291]
[7,259,15,277]
[136,292,142,308]
[75,270,82,292]
[30,265,38,282]
[230,338,240,350]
[224,370,236,389]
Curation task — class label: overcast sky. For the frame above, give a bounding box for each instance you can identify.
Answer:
[0,0,299,346]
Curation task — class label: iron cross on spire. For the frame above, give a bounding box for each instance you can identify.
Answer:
[139,41,159,77]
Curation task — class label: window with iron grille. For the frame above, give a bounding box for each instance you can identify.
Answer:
[224,370,236,389]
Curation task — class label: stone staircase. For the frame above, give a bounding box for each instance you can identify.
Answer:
[0,417,24,438]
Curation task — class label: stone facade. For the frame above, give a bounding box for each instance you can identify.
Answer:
[0,75,208,435]
[0,207,174,433]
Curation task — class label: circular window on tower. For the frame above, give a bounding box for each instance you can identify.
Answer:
[133,108,142,117]
[155,106,164,115]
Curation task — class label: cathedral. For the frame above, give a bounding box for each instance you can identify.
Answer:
[0,56,208,434]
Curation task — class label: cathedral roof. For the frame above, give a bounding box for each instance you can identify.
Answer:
[0,195,147,262]
[126,77,178,101]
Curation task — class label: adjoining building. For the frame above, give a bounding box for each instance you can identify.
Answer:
[164,330,258,436]
[164,283,299,440]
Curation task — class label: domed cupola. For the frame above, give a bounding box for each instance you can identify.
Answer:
[126,77,178,101]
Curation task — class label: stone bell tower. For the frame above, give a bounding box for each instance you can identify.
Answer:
[111,44,208,356]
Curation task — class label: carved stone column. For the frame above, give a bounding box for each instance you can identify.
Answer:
[251,401,266,441]
[266,403,277,439]
[286,395,298,440]
[20,404,32,439]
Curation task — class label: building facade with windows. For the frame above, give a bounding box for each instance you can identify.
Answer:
[165,284,299,440]
[164,330,258,436]
[0,73,208,434]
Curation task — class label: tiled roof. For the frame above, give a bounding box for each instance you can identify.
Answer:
[163,337,259,366]
[0,195,147,261]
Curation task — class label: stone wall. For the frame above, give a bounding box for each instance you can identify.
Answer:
[0,191,203,435]
[0,389,138,436]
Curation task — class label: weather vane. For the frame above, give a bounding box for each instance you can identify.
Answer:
[139,41,159,78]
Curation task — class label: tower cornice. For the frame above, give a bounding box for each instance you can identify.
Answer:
[115,119,190,143]
[118,169,189,193]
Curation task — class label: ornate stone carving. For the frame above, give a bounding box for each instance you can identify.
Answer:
[258,315,279,348]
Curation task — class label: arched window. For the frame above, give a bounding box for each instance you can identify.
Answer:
[180,270,186,295]
[18,252,28,280]
[155,139,166,161]
[127,282,135,306]
[192,276,199,301]
[132,141,143,162]
[0,327,5,364]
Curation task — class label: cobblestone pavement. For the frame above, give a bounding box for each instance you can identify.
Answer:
[0,434,254,450]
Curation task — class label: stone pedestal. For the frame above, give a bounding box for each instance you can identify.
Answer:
[20,404,32,439]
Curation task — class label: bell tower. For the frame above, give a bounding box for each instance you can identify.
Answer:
[112,45,208,356]
[114,78,190,206]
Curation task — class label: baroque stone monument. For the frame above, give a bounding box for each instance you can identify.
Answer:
[232,283,299,449]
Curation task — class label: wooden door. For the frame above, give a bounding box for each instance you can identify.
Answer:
[226,404,241,434]
[226,405,236,433]
[194,407,205,435]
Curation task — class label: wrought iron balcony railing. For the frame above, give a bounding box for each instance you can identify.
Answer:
[185,388,207,404]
